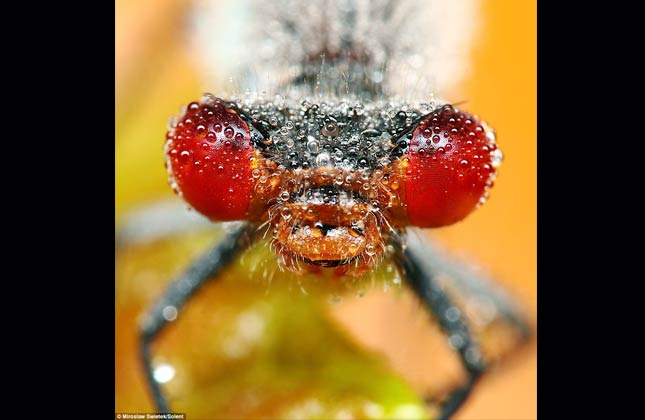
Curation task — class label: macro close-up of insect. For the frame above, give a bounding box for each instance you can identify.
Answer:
[116,1,536,419]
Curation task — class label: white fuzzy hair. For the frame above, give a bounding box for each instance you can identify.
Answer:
[189,0,480,100]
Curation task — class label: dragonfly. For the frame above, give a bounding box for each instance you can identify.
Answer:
[124,0,532,419]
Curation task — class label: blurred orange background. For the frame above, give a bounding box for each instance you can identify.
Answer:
[116,0,536,418]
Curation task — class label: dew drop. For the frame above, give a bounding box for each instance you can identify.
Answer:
[153,364,175,384]
[315,152,331,166]
[280,207,292,220]
[162,306,178,321]
[307,137,319,153]
[178,150,192,164]
[492,149,503,168]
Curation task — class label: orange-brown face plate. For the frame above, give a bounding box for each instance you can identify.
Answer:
[245,153,410,277]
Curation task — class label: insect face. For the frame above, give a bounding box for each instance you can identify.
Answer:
[166,96,500,276]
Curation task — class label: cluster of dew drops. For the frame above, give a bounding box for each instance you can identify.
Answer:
[230,91,438,193]
[407,104,502,207]
[164,94,257,199]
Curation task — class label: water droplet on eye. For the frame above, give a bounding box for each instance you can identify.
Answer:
[286,138,294,148]
[486,129,496,142]
[422,128,432,138]
[224,127,234,138]
[217,165,224,172]
[279,190,290,201]
[460,159,469,167]
[365,244,376,256]
[213,123,222,132]
[187,102,200,114]
[252,169,261,178]
[195,124,207,139]
[280,126,289,135]
[492,149,503,168]
[178,150,192,164]
[362,182,371,191]
[432,135,441,144]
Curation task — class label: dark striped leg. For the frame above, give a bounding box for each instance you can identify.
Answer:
[139,223,257,413]
[393,235,486,420]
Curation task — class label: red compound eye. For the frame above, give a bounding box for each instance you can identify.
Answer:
[165,98,255,221]
[404,105,500,227]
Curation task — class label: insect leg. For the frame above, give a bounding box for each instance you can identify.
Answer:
[393,233,486,420]
[411,234,531,340]
[138,222,257,412]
